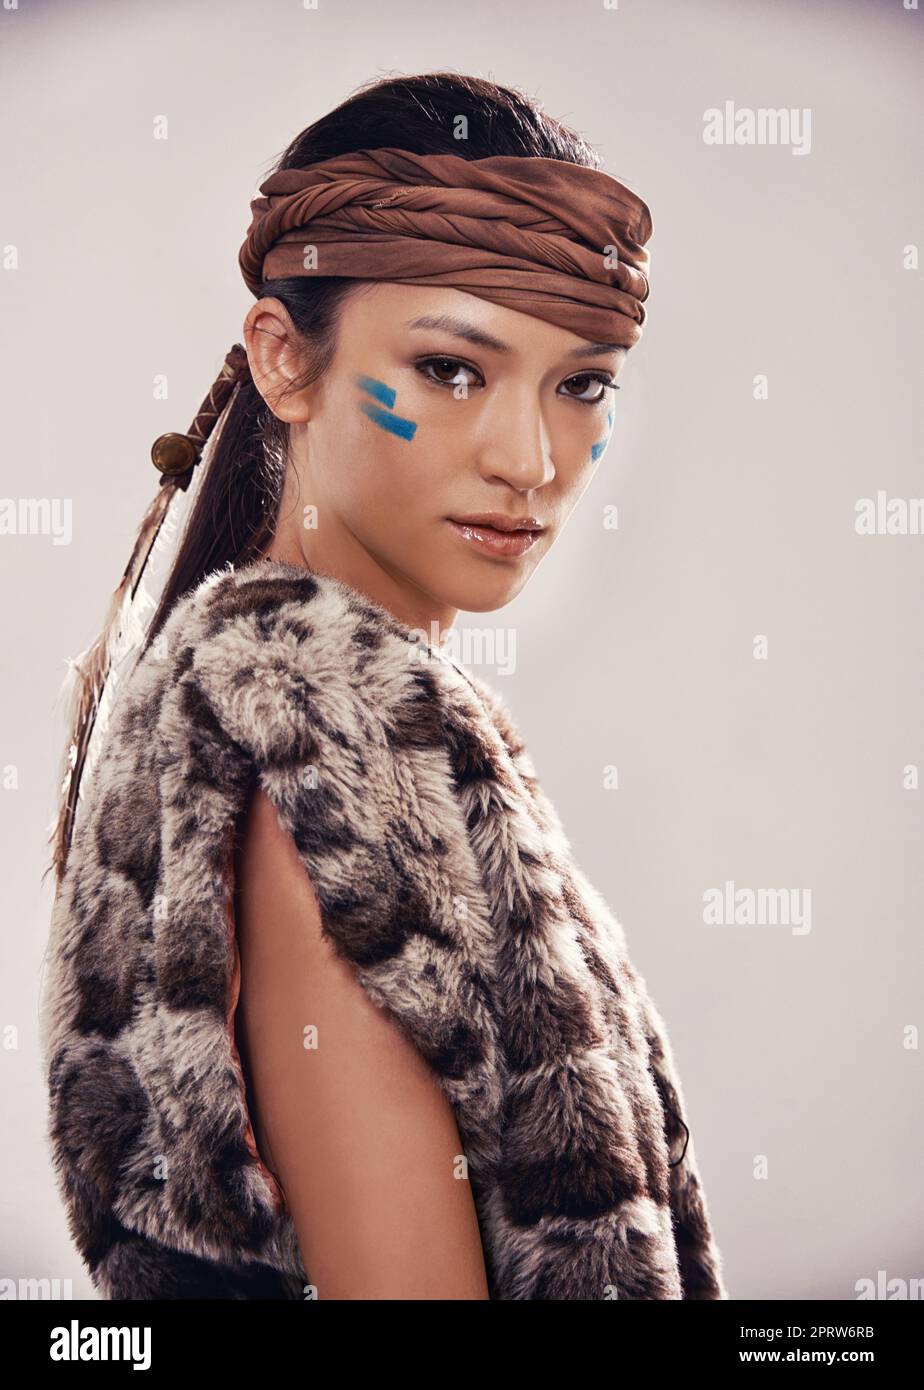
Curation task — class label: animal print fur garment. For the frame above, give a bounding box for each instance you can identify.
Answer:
[41,557,728,1300]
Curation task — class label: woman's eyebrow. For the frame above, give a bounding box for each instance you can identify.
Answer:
[406,314,511,352]
[566,342,626,359]
[406,314,625,361]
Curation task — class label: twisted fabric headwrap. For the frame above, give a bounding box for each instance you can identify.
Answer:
[239,147,652,346]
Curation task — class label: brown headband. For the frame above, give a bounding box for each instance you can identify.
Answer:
[239,146,652,346]
[152,147,652,487]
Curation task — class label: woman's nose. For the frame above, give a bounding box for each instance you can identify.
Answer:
[472,390,557,491]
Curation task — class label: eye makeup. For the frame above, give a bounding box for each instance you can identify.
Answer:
[413,355,619,407]
[564,374,620,406]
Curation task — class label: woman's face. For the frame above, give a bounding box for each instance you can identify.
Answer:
[249,282,627,631]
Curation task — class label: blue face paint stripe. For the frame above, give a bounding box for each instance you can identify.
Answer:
[355,374,396,409]
[590,406,616,461]
[359,399,418,440]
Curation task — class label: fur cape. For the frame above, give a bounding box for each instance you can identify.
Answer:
[41,557,728,1300]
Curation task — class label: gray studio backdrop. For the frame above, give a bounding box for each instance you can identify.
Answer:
[2,0,921,1300]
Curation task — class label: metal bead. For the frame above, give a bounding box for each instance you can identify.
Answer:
[150,432,200,477]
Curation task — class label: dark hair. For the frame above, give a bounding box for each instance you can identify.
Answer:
[47,70,600,886]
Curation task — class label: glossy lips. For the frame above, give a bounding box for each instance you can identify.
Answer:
[446,512,545,558]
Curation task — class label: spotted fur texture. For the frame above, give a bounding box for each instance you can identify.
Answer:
[41,557,727,1300]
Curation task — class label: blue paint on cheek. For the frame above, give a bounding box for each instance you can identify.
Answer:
[355,374,396,409]
[590,406,615,462]
[359,400,418,440]
[354,373,417,440]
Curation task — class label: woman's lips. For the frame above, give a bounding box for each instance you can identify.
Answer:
[446,519,542,558]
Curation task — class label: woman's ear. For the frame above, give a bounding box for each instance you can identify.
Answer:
[242,298,312,424]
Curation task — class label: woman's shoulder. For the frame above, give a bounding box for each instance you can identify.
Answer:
[158,556,421,675]
[149,557,434,767]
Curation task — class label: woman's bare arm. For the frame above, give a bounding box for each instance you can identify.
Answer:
[233,784,490,1300]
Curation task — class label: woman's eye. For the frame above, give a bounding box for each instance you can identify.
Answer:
[415,357,484,391]
[561,372,616,406]
[414,358,617,405]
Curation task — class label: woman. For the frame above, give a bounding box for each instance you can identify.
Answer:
[41,71,727,1300]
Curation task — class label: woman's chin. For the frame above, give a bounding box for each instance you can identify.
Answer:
[435,568,534,617]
